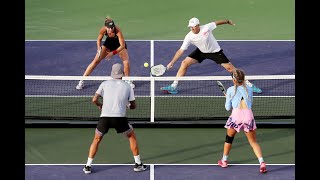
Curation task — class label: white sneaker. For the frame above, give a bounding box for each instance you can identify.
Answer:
[76,80,84,90]
[125,80,135,89]
[245,80,253,87]
[133,163,147,172]
[83,165,91,174]
[245,80,262,93]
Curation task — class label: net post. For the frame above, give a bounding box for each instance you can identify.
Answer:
[150,40,154,67]
[150,77,155,122]
[150,40,155,123]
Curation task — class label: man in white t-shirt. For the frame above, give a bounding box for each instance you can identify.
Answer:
[83,63,147,174]
[160,17,262,94]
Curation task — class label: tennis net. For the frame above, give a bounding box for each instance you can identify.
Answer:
[25,75,295,124]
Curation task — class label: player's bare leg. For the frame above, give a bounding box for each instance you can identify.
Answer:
[161,57,197,94]
[176,57,198,77]
[172,57,198,87]
[221,62,262,93]
[127,130,139,156]
[119,49,134,88]
[119,49,130,76]
[245,130,267,173]
[83,131,103,174]
[223,128,237,156]
[221,62,235,73]
[126,129,147,172]
[245,130,263,159]
[76,46,107,90]
[83,47,107,76]
[88,132,103,158]
[218,128,237,168]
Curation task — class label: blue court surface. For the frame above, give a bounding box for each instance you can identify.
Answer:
[25,40,294,76]
[25,40,295,96]
[25,164,295,180]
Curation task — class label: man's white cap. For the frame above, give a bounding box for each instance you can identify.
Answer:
[111,63,124,79]
[187,17,200,27]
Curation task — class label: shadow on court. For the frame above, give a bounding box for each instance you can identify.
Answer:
[25,164,295,180]
[25,165,149,180]
[155,165,295,180]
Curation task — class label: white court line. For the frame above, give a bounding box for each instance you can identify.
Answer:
[25,40,295,42]
[25,163,295,165]
[150,164,154,180]
[25,163,294,180]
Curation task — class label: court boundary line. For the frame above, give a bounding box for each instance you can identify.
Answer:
[25,95,295,98]
[25,40,295,42]
[25,163,295,180]
[25,163,295,165]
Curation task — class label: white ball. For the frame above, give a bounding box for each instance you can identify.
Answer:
[144,62,149,67]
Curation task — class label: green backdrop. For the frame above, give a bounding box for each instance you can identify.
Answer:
[25,0,294,40]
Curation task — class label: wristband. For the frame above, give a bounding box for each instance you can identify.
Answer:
[112,50,118,55]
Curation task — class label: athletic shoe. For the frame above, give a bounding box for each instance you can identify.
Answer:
[160,85,178,94]
[133,163,147,172]
[125,80,135,89]
[83,165,91,174]
[251,84,262,93]
[217,160,228,168]
[76,80,84,90]
[260,162,267,173]
[245,80,262,93]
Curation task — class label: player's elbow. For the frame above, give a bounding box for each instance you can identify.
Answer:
[92,97,99,105]
[129,101,136,109]
[92,99,98,105]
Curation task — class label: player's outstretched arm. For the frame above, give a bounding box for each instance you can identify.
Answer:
[97,27,106,49]
[167,49,184,69]
[215,19,235,26]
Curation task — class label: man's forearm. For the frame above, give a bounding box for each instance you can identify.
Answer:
[215,19,231,25]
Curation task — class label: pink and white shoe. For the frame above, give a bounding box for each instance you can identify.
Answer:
[218,160,228,168]
[260,162,267,173]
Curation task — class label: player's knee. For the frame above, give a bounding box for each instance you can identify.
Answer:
[123,124,134,138]
[222,63,233,72]
[225,66,233,72]
[93,136,102,144]
[122,60,130,66]
[119,53,129,61]
[181,60,191,68]
[225,134,234,144]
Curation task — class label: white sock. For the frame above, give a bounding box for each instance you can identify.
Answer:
[171,81,178,88]
[134,155,142,164]
[222,155,228,161]
[86,157,93,167]
[258,157,264,164]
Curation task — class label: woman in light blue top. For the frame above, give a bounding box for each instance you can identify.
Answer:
[217,69,267,173]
